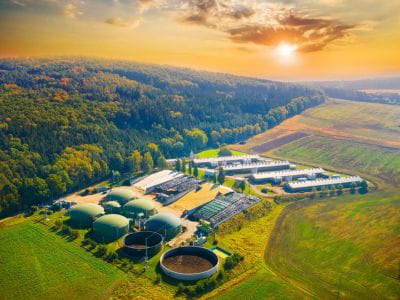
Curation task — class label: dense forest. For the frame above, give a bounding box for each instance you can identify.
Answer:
[0,58,325,216]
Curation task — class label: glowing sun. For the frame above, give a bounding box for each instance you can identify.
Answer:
[276,42,298,57]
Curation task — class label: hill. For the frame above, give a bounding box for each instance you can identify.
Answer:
[0,58,324,216]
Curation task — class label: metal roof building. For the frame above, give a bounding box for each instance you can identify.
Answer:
[223,160,291,174]
[251,168,326,183]
[193,154,260,167]
[134,170,184,193]
[286,176,363,192]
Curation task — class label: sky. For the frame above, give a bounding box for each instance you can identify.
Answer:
[0,0,399,80]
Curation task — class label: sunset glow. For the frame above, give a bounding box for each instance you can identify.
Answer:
[0,0,399,80]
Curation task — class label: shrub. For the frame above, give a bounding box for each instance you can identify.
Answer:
[96,245,108,257]
[223,253,242,270]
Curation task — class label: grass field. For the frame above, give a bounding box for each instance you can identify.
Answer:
[0,221,126,300]
[270,135,400,186]
[232,98,400,152]
[196,148,247,158]
[265,192,400,299]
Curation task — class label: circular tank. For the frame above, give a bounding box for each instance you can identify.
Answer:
[69,204,104,228]
[102,201,121,214]
[160,246,219,281]
[93,214,130,242]
[122,199,155,218]
[145,212,181,240]
[105,189,136,205]
[123,231,163,257]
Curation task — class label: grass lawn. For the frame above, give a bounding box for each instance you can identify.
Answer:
[196,148,247,158]
[265,191,400,299]
[0,221,126,300]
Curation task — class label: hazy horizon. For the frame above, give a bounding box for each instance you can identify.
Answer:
[1,0,399,80]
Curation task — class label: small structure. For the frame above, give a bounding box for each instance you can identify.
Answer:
[145,212,182,240]
[102,201,121,214]
[122,199,156,219]
[69,204,104,228]
[105,189,136,205]
[93,214,130,242]
[123,231,163,258]
[160,246,219,281]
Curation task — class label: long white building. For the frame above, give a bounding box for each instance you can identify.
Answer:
[193,154,260,167]
[134,170,184,193]
[286,176,363,192]
[223,160,291,174]
[251,168,326,183]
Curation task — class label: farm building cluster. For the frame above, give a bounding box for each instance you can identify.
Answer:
[192,154,364,193]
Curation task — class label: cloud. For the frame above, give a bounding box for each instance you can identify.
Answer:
[180,0,356,52]
[63,3,83,19]
[104,17,141,28]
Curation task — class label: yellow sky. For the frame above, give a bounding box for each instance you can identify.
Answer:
[0,0,399,80]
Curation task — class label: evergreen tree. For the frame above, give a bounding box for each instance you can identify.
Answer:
[217,167,225,185]
[182,161,186,173]
[193,165,199,177]
[175,159,181,172]
[156,155,168,169]
[188,162,193,175]
[238,180,246,192]
[212,173,217,184]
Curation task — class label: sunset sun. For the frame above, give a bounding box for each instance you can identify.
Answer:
[276,42,298,57]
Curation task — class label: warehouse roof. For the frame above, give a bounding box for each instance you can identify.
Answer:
[223,160,290,171]
[287,176,362,189]
[193,154,259,164]
[251,168,325,180]
[134,170,184,191]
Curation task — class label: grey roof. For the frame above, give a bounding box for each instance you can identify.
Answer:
[223,160,290,171]
[252,168,325,180]
[193,154,259,164]
[287,176,362,189]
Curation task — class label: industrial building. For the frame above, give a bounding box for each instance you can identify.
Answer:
[154,176,201,205]
[69,203,105,228]
[93,214,130,242]
[122,199,156,219]
[144,212,182,240]
[192,192,261,227]
[134,170,184,193]
[193,154,260,167]
[251,168,326,184]
[222,160,291,175]
[286,176,363,192]
[105,189,136,205]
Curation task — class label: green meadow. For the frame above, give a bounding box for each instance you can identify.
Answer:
[269,135,400,186]
[0,221,126,300]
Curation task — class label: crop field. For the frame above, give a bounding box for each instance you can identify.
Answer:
[270,135,400,186]
[232,98,400,152]
[265,192,400,299]
[0,221,126,300]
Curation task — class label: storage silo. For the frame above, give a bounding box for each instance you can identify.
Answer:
[105,189,136,205]
[69,204,104,228]
[93,214,130,242]
[144,212,181,240]
[122,199,156,219]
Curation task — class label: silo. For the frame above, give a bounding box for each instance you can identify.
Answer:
[105,189,136,205]
[69,204,104,228]
[145,212,181,240]
[93,214,130,242]
[122,199,156,219]
[102,201,121,214]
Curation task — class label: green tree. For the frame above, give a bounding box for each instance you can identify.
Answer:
[238,180,246,192]
[131,150,142,173]
[217,168,225,185]
[184,128,208,152]
[188,162,193,175]
[142,151,154,173]
[175,159,181,172]
[218,147,232,157]
[212,173,217,184]
[156,155,168,169]
[193,165,199,177]
[46,174,67,197]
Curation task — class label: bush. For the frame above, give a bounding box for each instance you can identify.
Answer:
[96,245,108,257]
[70,229,80,239]
[54,219,63,229]
[223,253,242,270]
[218,147,232,157]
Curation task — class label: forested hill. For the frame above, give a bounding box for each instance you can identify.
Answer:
[0,58,325,216]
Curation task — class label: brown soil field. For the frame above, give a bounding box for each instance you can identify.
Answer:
[163,254,214,273]
[250,132,309,153]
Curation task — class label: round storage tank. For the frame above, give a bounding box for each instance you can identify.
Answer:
[123,231,163,257]
[145,213,181,240]
[69,204,104,228]
[105,189,136,205]
[93,214,130,242]
[102,201,121,214]
[123,199,155,219]
[160,246,219,281]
